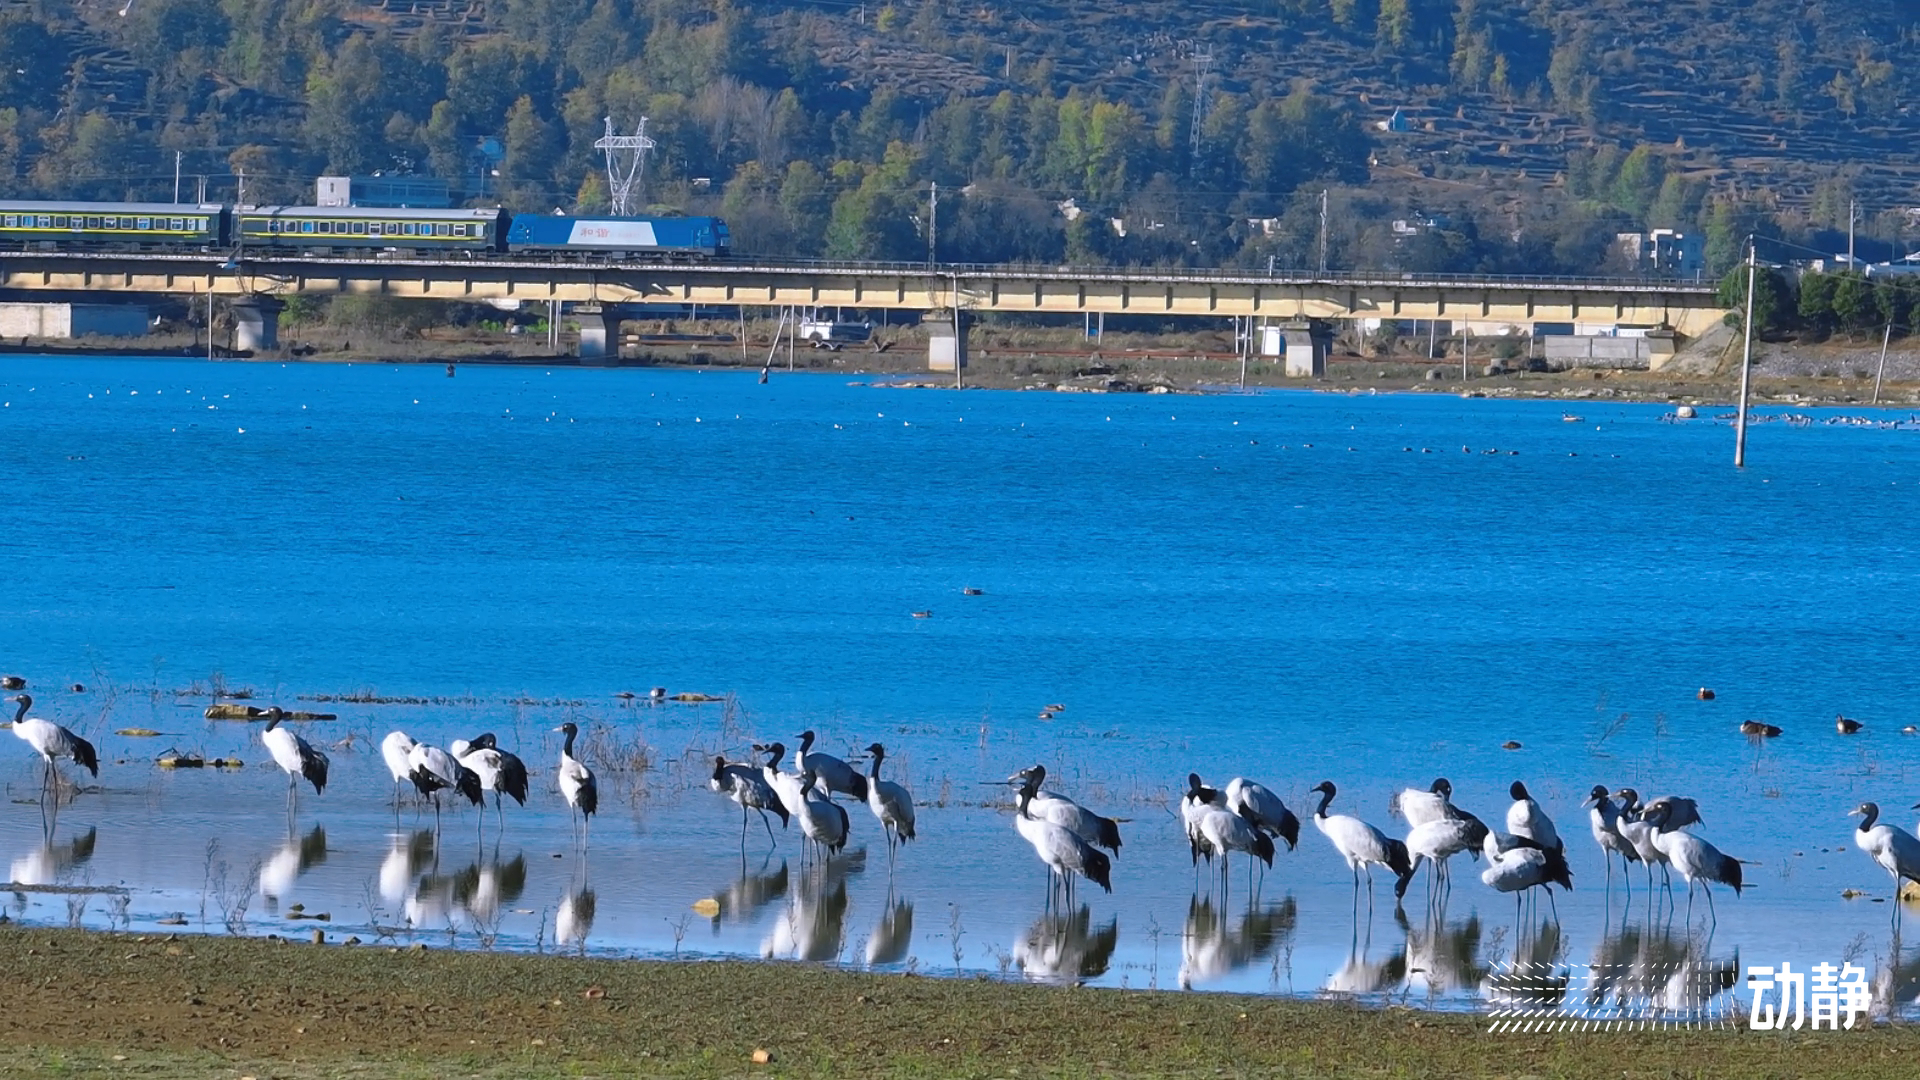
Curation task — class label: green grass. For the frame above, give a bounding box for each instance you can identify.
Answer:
[2,928,1918,1078]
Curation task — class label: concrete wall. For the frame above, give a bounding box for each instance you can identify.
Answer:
[0,303,148,339]
[1543,335,1653,369]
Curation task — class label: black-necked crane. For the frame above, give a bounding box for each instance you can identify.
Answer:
[1181,773,1226,868]
[794,730,868,802]
[554,723,598,847]
[710,754,787,848]
[754,741,809,823]
[1853,802,1920,927]
[1506,781,1562,854]
[1612,790,1671,897]
[1396,778,1455,828]
[1308,781,1413,912]
[1645,798,1741,924]
[1013,772,1111,905]
[8,694,97,791]
[1224,777,1301,852]
[1009,764,1122,856]
[1397,816,1486,903]
[407,738,483,831]
[1584,784,1641,892]
[1194,802,1274,898]
[862,742,915,864]
[262,707,328,807]
[456,732,529,827]
[795,767,849,864]
[1479,829,1573,923]
[380,731,418,809]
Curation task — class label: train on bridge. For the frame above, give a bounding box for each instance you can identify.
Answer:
[0,200,730,261]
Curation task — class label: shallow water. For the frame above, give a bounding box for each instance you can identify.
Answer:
[3,356,1920,1019]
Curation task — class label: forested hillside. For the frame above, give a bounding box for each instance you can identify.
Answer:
[0,0,1916,275]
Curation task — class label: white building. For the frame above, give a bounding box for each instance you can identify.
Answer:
[1615,229,1705,280]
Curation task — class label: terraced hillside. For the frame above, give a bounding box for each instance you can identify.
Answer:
[0,0,1914,269]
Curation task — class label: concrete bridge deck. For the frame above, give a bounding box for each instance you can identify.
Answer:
[0,251,1731,342]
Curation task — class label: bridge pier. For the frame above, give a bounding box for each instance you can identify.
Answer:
[576,304,621,364]
[928,309,968,373]
[230,296,286,353]
[1272,318,1332,377]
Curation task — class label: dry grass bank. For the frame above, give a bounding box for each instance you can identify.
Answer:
[1,928,1915,1078]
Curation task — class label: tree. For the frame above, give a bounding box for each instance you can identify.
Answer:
[501,96,561,208]
[0,17,63,113]
[1718,264,1793,337]
[1376,0,1412,50]
[1797,270,1836,338]
[1830,273,1877,337]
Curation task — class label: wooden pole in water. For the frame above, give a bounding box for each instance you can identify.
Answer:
[207,291,214,363]
[1734,238,1757,468]
[1873,321,1892,405]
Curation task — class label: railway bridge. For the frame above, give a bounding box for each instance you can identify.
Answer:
[0,250,1727,363]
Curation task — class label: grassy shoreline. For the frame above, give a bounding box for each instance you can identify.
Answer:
[2,928,1915,1078]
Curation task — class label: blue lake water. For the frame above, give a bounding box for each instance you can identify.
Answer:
[3,355,1920,1018]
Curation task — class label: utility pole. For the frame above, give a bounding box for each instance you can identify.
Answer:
[236,167,246,208]
[173,151,182,204]
[928,181,938,268]
[1873,321,1893,405]
[1317,188,1329,275]
[1848,198,1858,268]
[1735,238,1757,467]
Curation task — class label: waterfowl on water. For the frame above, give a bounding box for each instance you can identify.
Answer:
[262,707,328,801]
[864,742,916,862]
[8,694,97,787]
[554,722,598,846]
[1836,714,1864,735]
[1308,781,1413,908]
[1852,802,1920,928]
[1740,720,1783,737]
[795,730,868,802]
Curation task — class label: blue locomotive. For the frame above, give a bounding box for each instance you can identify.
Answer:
[0,198,730,261]
[505,214,728,258]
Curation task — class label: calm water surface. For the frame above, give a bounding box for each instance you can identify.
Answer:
[3,356,1920,1017]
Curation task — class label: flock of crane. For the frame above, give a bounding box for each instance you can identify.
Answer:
[11,690,1920,933]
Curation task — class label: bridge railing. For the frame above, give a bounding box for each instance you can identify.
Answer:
[0,248,1723,294]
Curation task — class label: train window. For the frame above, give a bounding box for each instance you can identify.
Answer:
[1,215,12,227]
[300,221,315,234]
[53,216,67,227]
[137,218,151,230]
[85,216,100,228]
[403,223,417,236]
[369,222,384,235]
[433,223,448,236]
[171,218,184,230]
[37,215,49,227]
[318,221,331,234]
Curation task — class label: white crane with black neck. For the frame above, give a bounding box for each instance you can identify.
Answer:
[261,707,328,809]
[554,723,598,848]
[8,694,97,792]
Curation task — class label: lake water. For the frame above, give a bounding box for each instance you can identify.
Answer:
[4,355,1920,1020]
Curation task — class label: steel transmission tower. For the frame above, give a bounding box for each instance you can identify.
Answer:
[1188,47,1213,175]
[594,116,656,216]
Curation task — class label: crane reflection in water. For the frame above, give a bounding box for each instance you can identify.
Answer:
[1179,893,1298,991]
